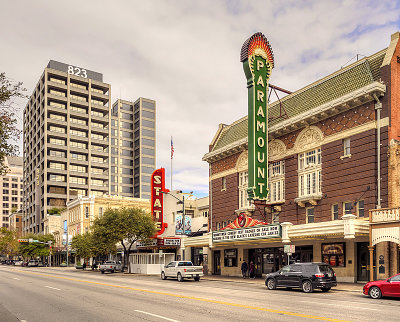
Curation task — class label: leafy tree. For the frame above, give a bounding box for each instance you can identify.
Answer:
[47,207,65,215]
[0,73,26,175]
[71,232,95,260]
[92,207,156,273]
[0,227,18,258]
[18,233,55,260]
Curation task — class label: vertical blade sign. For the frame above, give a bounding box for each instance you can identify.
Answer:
[151,168,168,235]
[240,32,274,201]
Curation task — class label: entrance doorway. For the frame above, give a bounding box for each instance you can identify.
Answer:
[357,242,371,281]
[249,248,287,277]
[213,251,221,275]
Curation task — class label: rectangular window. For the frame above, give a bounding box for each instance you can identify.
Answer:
[91,133,104,141]
[70,153,87,161]
[70,105,87,114]
[70,129,87,137]
[49,174,65,182]
[357,200,364,217]
[49,162,65,170]
[90,179,104,187]
[49,89,66,97]
[49,101,66,109]
[70,82,87,90]
[268,161,285,202]
[298,148,322,197]
[91,167,103,174]
[3,189,8,194]
[91,156,105,164]
[238,171,250,209]
[221,177,226,190]
[70,165,86,173]
[332,204,339,220]
[70,141,87,149]
[85,206,89,219]
[306,207,314,223]
[49,150,66,158]
[2,183,8,188]
[344,201,353,215]
[344,138,351,156]
[11,190,17,195]
[49,126,66,134]
[49,138,66,146]
[70,176,86,184]
[70,94,87,102]
[224,249,238,267]
[49,113,66,121]
[3,203,9,208]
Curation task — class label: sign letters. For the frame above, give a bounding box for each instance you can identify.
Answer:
[151,168,168,236]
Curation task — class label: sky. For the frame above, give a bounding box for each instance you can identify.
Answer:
[1,0,399,198]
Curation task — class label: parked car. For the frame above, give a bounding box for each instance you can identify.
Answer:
[99,261,123,274]
[161,261,203,282]
[363,273,400,299]
[13,260,23,266]
[27,260,40,267]
[265,262,337,293]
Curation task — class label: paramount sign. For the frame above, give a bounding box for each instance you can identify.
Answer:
[212,224,281,243]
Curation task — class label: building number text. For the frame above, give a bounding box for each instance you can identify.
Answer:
[68,65,88,78]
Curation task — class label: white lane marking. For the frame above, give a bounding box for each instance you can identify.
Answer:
[20,320,27,322]
[13,277,20,280]
[44,286,61,291]
[134,310,180,322]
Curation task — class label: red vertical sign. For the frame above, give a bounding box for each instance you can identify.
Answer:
[151,168,168,236]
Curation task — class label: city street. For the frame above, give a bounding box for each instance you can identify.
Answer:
[0,266,399,322]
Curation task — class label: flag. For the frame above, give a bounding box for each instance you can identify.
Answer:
[171,137,174,159]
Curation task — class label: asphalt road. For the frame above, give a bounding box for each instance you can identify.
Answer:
[0,266,399,322]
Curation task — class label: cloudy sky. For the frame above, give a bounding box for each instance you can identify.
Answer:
[1,0,399,197]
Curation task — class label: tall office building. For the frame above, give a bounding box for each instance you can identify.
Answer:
[23,60,111,234]
[111,98,156,199]
[0,156,23,228]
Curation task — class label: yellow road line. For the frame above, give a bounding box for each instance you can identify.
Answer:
[13,269,350,322]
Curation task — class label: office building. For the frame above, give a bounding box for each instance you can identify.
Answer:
[23,60,111,234]
[0,156,23,228]
[111,98,156,199]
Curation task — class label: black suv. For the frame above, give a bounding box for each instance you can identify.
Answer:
[265,262,337,293]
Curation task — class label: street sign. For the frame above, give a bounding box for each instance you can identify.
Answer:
[284,245,295,254]
[18,239,28,243]
[29,238,33,243]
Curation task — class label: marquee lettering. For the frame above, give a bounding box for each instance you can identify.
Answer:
[151,168,168,236]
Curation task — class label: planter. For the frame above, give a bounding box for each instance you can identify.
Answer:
[75,265,83,269]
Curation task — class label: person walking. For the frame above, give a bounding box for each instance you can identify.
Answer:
[241,260,248,278]
[82,261,86,270]
[249,261,255,279]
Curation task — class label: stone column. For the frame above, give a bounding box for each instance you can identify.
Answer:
[368,246,374,281]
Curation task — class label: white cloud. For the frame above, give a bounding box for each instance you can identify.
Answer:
[0,0,399,197]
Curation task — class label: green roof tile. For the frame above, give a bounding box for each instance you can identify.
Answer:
[212,50,386,152]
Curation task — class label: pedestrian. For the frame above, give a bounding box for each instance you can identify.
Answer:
[241,260,248,278]
[82,261,86,270]
[249,261,255,279]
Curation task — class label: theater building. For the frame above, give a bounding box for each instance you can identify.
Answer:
[201,32,400,282]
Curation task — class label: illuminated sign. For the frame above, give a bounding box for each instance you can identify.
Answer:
[212,224,281,243]
[241,32,274,201]
[151,168,168,235]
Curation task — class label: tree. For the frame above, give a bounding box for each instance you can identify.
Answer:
[0,227,18,258]
[0,73,26,175]
[92,207,156,273]
[71,232,94,260]
[18,233,55,260]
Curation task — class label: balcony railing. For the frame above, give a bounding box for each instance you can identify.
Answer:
[370,207,400,223]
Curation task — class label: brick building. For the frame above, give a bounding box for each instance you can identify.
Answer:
[201,32,400,282]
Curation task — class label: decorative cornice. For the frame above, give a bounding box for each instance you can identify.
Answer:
[203,82,386,163]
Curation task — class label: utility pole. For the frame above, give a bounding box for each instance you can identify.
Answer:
[49,241,52,267]
[66,233,69,267]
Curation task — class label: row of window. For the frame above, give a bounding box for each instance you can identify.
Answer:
[1,177,19,182]
[2,183,22,189]
[49,77,108,95]
[2,203,19,209]
[2,196,21,202]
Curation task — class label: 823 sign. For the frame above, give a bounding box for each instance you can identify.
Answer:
[68,65,87,78]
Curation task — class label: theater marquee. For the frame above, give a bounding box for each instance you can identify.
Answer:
[212,224,281,243]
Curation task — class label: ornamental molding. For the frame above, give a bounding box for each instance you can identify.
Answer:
[236,150,248,172]
[268,139,286,161]
[295,126,324,152]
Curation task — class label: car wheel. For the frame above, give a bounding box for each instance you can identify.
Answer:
[101,270,104,274]
[177,272,183,282]
[194,276,200,281]
[161,271,167,280]
[321,287,331,292]
[266,278,276,290]
[369,286,382,299]
[302,280,313,293]
[112,269,115,273]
